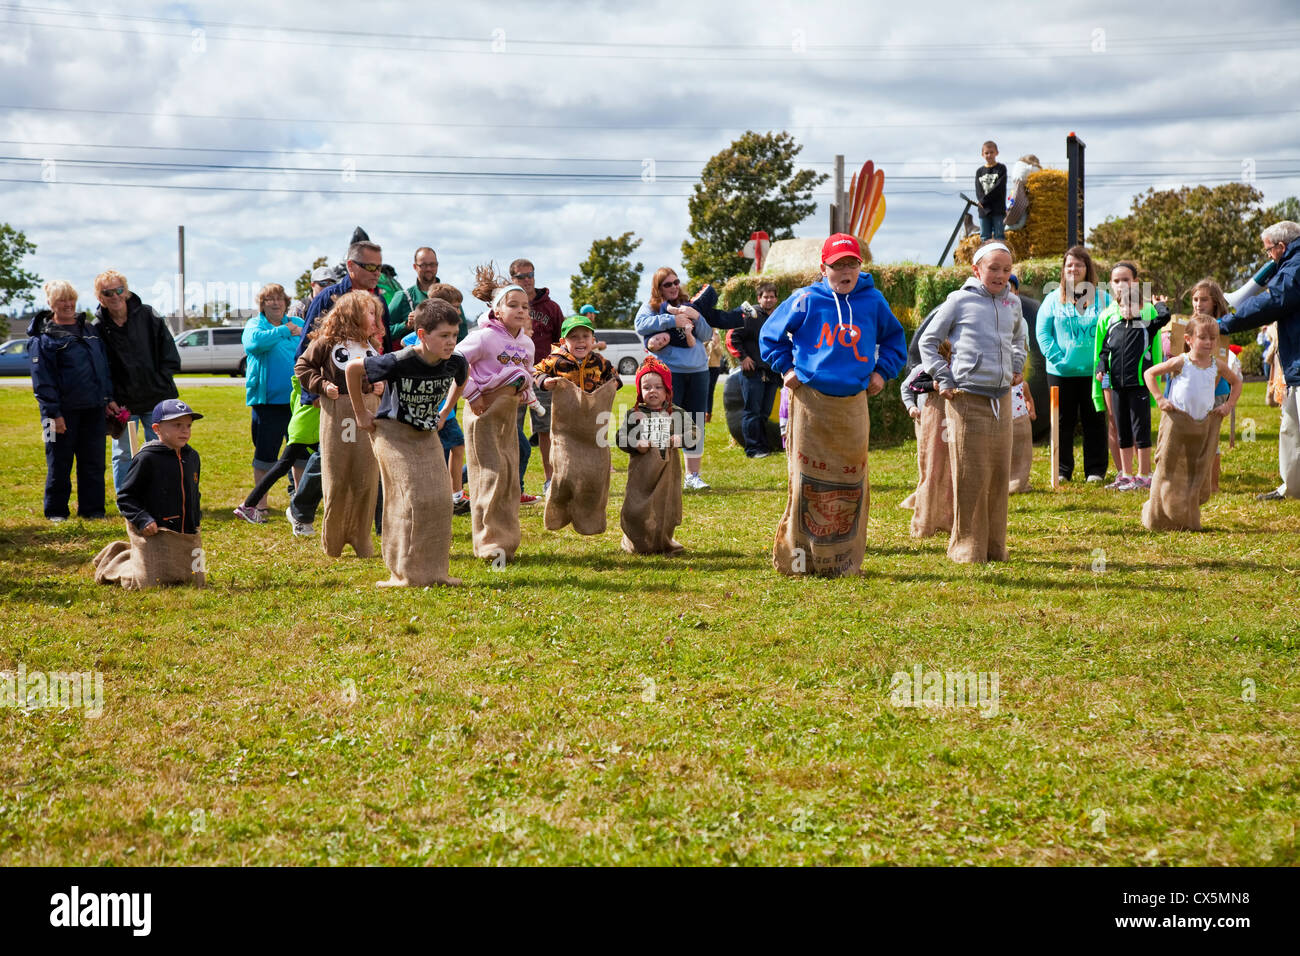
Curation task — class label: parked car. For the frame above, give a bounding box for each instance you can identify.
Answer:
[596,328,649,379]
[0,338,30,375]
[174,325,247,375]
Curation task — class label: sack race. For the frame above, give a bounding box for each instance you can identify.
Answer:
[946,391,1012,563]
[93,523,206,589]
[1008,414,1034,494]
[773,386,870,577]
[1200,425,1221,503]
[1142,408,1218,531]
[369,419,459,587]
[465,390,521,561]
[620,429,685,556]
[910,394,953,537]
[319,393,380,558]
[545,379,616,535]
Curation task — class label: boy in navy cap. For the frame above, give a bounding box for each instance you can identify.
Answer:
[116,399,203,536]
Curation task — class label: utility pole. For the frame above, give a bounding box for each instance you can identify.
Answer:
[177,225,186,334]
[831,154,845,234]
[1066,134,1086,249]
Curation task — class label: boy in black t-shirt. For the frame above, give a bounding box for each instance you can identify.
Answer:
[344,299,468,587]
[975,141,1008,240]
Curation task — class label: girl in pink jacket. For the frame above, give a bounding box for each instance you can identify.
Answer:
[455,267,542,416]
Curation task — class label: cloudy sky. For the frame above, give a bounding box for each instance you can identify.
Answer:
[3,0,1299,319]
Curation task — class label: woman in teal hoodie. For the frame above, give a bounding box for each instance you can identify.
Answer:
[1034,246,1111,482]
[241,283,303,517]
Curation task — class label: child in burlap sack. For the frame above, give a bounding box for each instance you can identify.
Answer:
[294,290,383,558]
[535,312,620,534]
[1008,374,1037,493]
[1141,313,1242,531]
[759,233,907,577]
[900,341,954,535]
[348,298,467,586]
[455,266,538,561]
[918,240,1027,564]
[94,399,206,589]
[616,357,698,554]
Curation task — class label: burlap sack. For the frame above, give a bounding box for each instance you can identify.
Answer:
[773,386,870,577]
[620,420,685,555]
[93,523,206,589]
[465,390,521,561]
[1200,426,1220,503]
[947,391,1012,563]
[370,419,459,587]
[545,379,617,535]
[1142,407,1218,531]
[1009,415,1034,494]
[910,395,953,537]
[319,393,380,558]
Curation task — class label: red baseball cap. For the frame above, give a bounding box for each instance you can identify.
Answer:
[821,233,862,266]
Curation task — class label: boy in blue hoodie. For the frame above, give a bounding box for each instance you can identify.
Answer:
[759,234,907,576]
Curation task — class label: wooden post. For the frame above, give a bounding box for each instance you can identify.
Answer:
[1049,385,1060,489]
[833,154,845,233]
[1230,407,1237,450]
[177,225,186,334]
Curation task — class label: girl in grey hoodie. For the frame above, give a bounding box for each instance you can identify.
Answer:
[917,241,1028,563]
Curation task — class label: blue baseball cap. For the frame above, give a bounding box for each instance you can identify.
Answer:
[579,304,599,316]
[152,398,204,425]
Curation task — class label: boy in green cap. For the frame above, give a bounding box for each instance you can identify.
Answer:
[534,314,620,393]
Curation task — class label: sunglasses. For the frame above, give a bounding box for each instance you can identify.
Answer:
[661,279,681,288]
[511,271,535,280]
[349,260,382,273]
[100,286,126,297]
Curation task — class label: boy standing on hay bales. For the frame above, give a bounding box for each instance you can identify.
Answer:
[760,233,907,577]
[347,299,467,586]
[94,399,205,589]
[919,240,1027,564]
[975,141,1008,241]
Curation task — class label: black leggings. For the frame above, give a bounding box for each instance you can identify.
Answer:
[1113,386,1151,450]
[243,441,315,508]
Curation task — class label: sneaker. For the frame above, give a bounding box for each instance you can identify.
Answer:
[453,495,471,516]
[1085,474,1104,484]
[683,473,710,491]
[1105,475,1132,490]
[1057,473,1072,483]
[285,507,314,537]
[234,504,267,524]
[48,516,67,524]
[1134,475,1152,489]
[1256,489,1285,501]
[520,493,540,505]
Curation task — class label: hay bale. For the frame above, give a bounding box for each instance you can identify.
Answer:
[954,168,1067,266]
[761,236,871,276]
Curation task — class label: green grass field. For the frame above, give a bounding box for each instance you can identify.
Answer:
[0,380,1295,865]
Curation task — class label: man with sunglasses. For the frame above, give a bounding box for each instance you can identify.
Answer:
[509,258,565,497]
[92,269,182,493]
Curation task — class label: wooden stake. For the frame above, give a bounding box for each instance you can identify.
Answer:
[1049,386,1060,489]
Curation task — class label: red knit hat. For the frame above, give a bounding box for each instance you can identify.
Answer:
[635,356,672,406]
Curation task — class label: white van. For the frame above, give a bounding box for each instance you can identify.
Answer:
[596,328,649,379]
[174,325,247,375]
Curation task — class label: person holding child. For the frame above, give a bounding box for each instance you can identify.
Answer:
[761,233,908,576]
[347,298,467,587]
[919,240,1027,564]
[1141,313,1242,530]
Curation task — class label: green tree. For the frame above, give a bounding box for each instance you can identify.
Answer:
[1265,195,1300,225]
[295,255,329,302]
[569,232,644,327]
[0,223,40,312]
[1088,183,1273,307]
[681,131,826,284]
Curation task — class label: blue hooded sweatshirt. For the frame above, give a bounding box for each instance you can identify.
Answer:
[758,272,907,397]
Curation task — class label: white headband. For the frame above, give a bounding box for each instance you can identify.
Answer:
[971,242,1011,266]
[491,283,525,312]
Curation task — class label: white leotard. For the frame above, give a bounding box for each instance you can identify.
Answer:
[1167,357,1217,421]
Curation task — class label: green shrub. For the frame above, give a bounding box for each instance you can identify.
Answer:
[1238,342,1263,377]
